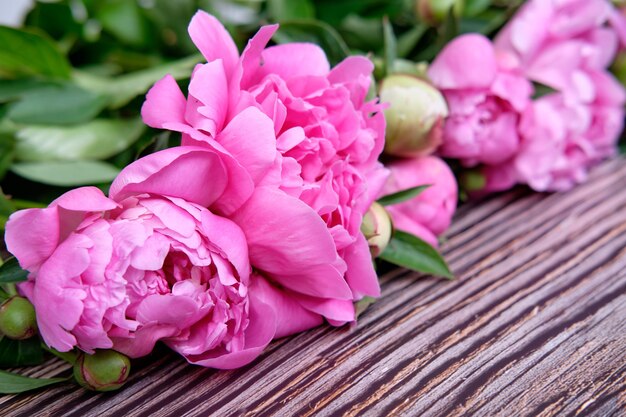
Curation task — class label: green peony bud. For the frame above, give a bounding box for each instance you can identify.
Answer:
[416,0,465,26]
[361,202,393,258]
[74,350,131,392]
[0,296,37,340]
[380,74,448,157]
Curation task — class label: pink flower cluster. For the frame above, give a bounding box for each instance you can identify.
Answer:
[5,12,387,368]
[429,0,626,192]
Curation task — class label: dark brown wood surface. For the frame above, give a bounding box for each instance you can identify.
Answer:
[1,158,625,417]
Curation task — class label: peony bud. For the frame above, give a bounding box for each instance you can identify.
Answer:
[380,74,448,157]
[416,0,465,26]
[74,350,131,392]
[361,202,393,258]
[0,296,37,340]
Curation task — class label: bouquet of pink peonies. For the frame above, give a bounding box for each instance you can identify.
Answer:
[0,0,624,392]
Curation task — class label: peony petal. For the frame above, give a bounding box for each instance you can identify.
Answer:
[5,207,61,273]
[141,75,187,129]
[113,324,181,358]
[342,233,381,299]
[232,187,352,299]
[328,56,373,84]
[136,294,200,327]
[234,24,278,92]
[109,147,254,215]
[183,293,276,369]
[52,187,118,212]
[32,234,91,351]
[188,11,239,77]
[216,107,277,184]
[429,34,497,90]
[292,293,355,324]
[199,210,250,281]
[253,43,330,84]
[250,274,323,338]
[187,60,229,136]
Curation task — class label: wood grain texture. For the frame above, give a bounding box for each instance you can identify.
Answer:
[1,158,625,417]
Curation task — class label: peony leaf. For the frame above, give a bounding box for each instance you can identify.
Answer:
[382,16,397,76]
[0,370,68,394]
[0,258,28,284]
[7,84,107,125]
[380,230,453,279]
[11,160,120,186]
[0,337,45,367]
[73,54,201,109]
[14,118,145,162]
[354,296,377,319]
[0,26,71,79]
[267,0,315,21]
[377,184,431,206]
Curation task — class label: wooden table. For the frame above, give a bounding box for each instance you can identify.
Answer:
[1,159,625,417]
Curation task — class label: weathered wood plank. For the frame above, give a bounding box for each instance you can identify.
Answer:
[1,158,625,417]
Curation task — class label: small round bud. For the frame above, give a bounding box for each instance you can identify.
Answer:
[416,0,465,26]
[0,296,37,340]
[74,350,131,392]
[380,74,448,157]
[361,202,393,258]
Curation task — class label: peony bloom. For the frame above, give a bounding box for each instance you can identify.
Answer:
[494,0,620,103]
[477,0,626,193]
[5,147,276,369]
[141,11,388,336]
[482,70,625,192]
[380,156,458,247]
[428,34,533,168]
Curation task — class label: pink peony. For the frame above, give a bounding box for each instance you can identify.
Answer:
[428,34,533,167]
[483,71,625,192]
[380,156,458,247]
[141,12,387,336]
[478,0,626,193]
[5,147,274,369]
[495,0,620,103]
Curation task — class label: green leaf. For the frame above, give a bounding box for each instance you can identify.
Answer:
[0,258,28,284]
[73,54,201,109]
[355,296,377,318]
[0,26,71,79]
[377,185,431,206]
[0,133,15,181]
[97,0,152,48]
[0,370,68,394]
[0,189,15,231]
[382,16,397,76]
[380,230,453,279]
[340,15,383,52]
[7,84,107,125]
[14,118,145,162]
[439,8,460,46]
[11,160,120,186]
[532,82,557,99]
[274,20,350,65]
[267,0,315,21]
[464,0,492,17]
[397,24,428,58]
[0,79,60,103]
[0,337,45,367]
